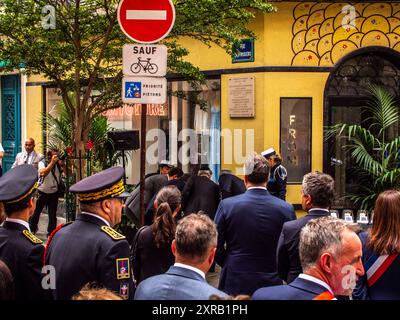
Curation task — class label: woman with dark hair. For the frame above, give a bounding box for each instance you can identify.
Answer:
[132,185,181,284]
[353,190,400,300]
[0,259,15,300]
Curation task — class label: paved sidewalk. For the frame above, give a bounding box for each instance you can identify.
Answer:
[36,214,66,242]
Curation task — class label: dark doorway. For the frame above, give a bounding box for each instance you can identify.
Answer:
[324,47,400,209]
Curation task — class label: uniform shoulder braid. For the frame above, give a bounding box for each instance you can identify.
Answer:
[22,230,43,245]
[101,226,126,241]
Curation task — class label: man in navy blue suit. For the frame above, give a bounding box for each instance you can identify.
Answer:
[214,154,296,296]
[135,213,228,300]
[253,216,365,300]
[277,171,334,283]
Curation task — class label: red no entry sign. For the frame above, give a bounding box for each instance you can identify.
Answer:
[118,0,175,43]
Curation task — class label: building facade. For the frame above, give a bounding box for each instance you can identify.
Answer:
[4,1,400,208]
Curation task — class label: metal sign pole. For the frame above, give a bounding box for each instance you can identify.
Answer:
[139,103,147,226]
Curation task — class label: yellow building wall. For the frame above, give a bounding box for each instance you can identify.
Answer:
[175,2,400,204]
[220,73,265,175]
[263,72,329,204]
[25,84,43,149]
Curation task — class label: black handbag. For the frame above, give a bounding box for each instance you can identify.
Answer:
[51,165,66,198]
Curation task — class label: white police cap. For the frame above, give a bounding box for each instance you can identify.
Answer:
[261,148,276,158]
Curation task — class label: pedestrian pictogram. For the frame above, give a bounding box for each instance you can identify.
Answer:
[117,0,175,43]
[123,77,167,104]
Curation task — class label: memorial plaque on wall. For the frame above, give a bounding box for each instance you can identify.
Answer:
[228,76,255,118]
[280,98,312,184]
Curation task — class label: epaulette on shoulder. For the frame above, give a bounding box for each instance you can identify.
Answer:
[22,230,43,245]
[101,226,126,241]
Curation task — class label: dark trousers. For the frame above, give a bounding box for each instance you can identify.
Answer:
[30,190,59,235]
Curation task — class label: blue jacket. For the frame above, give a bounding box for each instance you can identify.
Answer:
[252,276,331,300]
[46,214,134,300]
[134,265,228,300]
[277,209,330,283]
[214,188,296,296]
[353,231,400,300]
[0,221,51,300]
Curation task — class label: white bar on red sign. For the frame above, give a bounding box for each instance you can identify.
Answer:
[126,10,167,20]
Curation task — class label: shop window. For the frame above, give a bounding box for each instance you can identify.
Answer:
[44,80,221,184]
[280,98,312,184]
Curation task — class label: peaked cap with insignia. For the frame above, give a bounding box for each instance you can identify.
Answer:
[0,164,39,205]
[69,167,130,203]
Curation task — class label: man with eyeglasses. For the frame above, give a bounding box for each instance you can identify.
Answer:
[45,167,134,300]
[12,138,44,169]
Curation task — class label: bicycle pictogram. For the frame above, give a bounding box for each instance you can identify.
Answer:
[131,57,159,74]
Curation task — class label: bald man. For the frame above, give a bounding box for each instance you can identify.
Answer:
[12,138,44,169]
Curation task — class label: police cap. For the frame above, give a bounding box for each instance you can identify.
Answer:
[69,167,130,203]
[0,164,39,204]
[261,148,276,159]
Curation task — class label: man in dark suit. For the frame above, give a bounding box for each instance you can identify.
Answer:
[218,169,245,200]
[253,217,364,300]
[134,213,228,300]
[125,160,171,226]
[45,167,134,300]
[182,164,220,220]
[0,164,50,300]
[214,154,296,296]
[277,171,334,283]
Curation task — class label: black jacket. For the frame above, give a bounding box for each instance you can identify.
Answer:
[45,214,134,300]
[218,172,245,200]
[132,225,174,284]
[182,175,220,220]
[277,209,330,283]
[0,221,50,300]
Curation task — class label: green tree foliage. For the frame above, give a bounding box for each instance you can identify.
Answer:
[0,0,275,179]
[326,85,400,210]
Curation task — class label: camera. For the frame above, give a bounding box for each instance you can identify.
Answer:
[59,153,66,161]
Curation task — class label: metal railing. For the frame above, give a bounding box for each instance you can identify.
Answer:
[64,150,92,222]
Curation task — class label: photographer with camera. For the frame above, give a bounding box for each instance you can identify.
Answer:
[29,148,65,237]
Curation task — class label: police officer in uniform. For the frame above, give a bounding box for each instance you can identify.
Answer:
[45,167,134,300]
[262,148,287,201]
[0,164,50,300]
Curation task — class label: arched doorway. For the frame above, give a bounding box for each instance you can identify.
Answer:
[323,46,400,209]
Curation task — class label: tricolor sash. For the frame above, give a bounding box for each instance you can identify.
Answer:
[365,253,399,287]
[313,291,336,300]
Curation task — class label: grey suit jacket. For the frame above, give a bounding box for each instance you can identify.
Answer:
[134,265,228,300]
[12,151,44,169]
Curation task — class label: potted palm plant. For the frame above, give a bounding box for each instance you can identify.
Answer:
[326,85,400,210]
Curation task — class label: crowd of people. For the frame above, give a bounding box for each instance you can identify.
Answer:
[0,143,399,301]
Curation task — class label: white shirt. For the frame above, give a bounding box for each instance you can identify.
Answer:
[5,218,31,232]
[298,273,334,295]
[174,263,205,279]
[80,212,110,227]
[247,186,267,191]
[26,152,34,164]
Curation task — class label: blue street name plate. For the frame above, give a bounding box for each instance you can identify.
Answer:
[232,39,254,63]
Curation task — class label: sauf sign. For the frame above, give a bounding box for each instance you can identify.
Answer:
[118,0,175,105]
[122,44,167,77]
